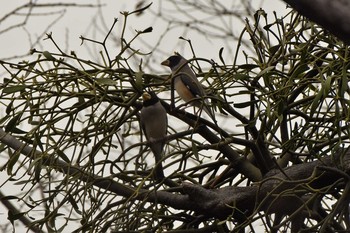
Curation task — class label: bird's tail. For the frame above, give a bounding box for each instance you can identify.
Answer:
[151,144,165,181]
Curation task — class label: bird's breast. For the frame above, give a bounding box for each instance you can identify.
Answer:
[174,77,195,103]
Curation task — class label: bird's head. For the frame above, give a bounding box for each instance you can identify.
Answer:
[161,54,184,71]
[142,91,159,106]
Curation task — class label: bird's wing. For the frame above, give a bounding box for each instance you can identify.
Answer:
[177,67,215,118]
[140,111,149,141]
[178,70,205,98]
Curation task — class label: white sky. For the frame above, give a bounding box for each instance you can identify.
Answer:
[0,1,288,65]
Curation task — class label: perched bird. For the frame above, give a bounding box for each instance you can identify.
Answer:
[161,53,214,118]
[140,91,167,180]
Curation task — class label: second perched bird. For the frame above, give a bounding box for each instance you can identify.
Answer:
[140,91,167,180]
[161,53,213,118]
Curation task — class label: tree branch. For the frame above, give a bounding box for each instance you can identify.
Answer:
[1,123,350,229]
[282,0,350,44]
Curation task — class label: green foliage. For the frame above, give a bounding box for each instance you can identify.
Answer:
[232,10,350,161]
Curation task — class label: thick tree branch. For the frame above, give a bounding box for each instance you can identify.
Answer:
[282,0,350,44]
[178,147,350,222]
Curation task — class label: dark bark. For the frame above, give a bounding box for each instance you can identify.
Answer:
[283,0,350,45]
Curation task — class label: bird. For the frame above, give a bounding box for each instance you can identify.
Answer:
[140,91,168,180]
[161,53,214,119]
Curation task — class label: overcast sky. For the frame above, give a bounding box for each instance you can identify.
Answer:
[0,1,288,66]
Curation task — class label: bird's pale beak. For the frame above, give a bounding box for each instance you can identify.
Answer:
[161,60,170,66]
[142,92,152,101]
